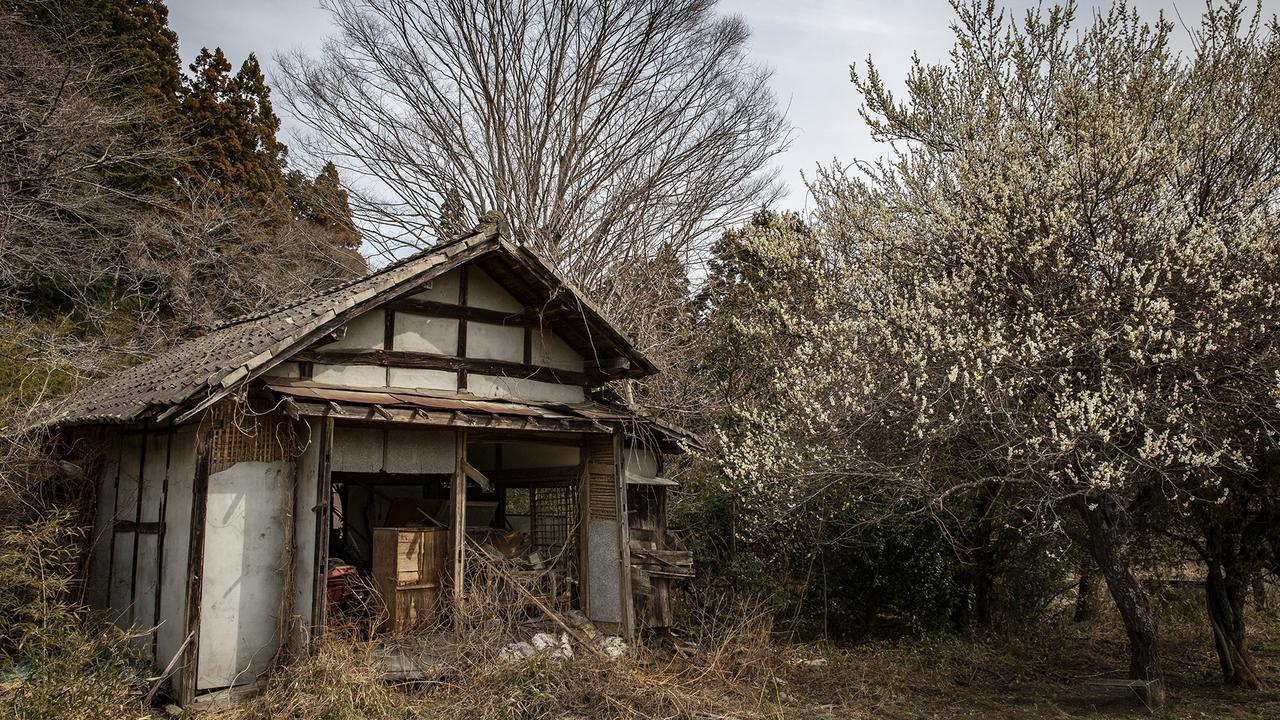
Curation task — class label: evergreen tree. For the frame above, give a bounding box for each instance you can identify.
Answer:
[15,0,182,111]
[15,0,183,196]
[180,48,289,219]
[287,162,361,249]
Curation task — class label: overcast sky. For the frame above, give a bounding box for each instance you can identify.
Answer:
[167,0,1280,212]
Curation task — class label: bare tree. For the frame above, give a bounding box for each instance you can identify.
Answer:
[0,7,179,307]
[0,6,365,382]
[275,0,789,289]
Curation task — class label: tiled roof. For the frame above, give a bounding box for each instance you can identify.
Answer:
[36,224,500,429]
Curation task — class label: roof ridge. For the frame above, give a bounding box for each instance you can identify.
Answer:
[213,226,489,331]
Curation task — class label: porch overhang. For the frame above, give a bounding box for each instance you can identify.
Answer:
[264,381,618,434]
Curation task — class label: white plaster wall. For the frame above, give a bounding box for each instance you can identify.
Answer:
[467,322,524,363]
[332,427,384,472]
[156,428,197,687]
[197,460,292,690]
[468,374,585,404]
[406,268,461,303]
[384,429,455,474]
[331,426,456,474]
[312,363,387,388]
[466,268,523,312]
[394,313,458,354]
[532,329,585,371]
[387,367,457,391]
[323,308,385,351]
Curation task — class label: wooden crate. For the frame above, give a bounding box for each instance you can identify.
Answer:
[372,527,448,632]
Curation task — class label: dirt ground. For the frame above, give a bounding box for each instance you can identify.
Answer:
[202,598,1280,719]
[765,608,1280,719]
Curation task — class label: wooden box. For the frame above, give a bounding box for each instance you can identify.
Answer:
[372,527,448,632]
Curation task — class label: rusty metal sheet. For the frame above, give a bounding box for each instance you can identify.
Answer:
[267,382,577,419]
[267,384,403,406]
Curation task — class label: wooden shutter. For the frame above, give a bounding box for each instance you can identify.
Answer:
[586,436,616,521]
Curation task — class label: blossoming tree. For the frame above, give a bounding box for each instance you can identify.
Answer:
[719,1,1280,703]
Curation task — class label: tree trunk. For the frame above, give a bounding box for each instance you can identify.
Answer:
[1075,497,1165,708]
[1073,567,1098,622]
[975,569,995,628]
[1205,560,1264,689]
[950,571,974,633]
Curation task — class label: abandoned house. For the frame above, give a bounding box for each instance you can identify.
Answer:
[37,213,696,705]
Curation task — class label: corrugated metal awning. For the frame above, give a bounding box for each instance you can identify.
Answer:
[626,472,678,487]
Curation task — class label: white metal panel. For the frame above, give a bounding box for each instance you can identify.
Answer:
[263,361,301,379]
[388,367,457,391]
[332,426,384,472]
[109,432,143,627]
[624,445,661,479]
[291,419,320,654]
[406,268,461,303]
[532,329,585,371]
[384,429,455,474]
[394,313,458,354]
[156,428,197,686]
[324,309,385,350]
[312,363,387,388]
[197,460,292,690]
[466,268,523,312]
[587,520,622,624]
[87,431,121,610]
[467,322,524,363]
[468,374,585,404]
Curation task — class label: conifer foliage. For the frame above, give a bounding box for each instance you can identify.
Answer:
[180,49,290,219]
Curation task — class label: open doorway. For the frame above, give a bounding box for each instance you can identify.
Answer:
[320,428,588,634]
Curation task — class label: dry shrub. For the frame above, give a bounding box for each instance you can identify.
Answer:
[0,511,149,720]
[225,554,787,720]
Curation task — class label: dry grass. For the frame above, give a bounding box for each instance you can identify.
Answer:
[208,584,1280,720]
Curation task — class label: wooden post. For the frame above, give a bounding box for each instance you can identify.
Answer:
[179,425,212,705]
[613,433,634,639]
[309,417,334,644]
[576,451,591,618]
[451,429,467,614]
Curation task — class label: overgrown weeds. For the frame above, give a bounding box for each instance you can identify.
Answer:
[222,559,787,720]
[0,511,149,720]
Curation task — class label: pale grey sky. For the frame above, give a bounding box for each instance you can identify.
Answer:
[167,0,1280,210]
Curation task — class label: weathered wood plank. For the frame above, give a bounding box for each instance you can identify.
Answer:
[293,349,595,387]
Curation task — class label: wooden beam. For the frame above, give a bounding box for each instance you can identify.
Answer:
[290,402,603,434]
[462,460,494,493]
[293,349,595,387]
[484,465,581,485]
[451,429,467,613]
[329,471,453,486]
[179,426,212,705]
[113,520,162,534]
[386,298,526,326]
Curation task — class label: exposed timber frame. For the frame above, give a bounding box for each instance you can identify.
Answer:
[291,349,595,387]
